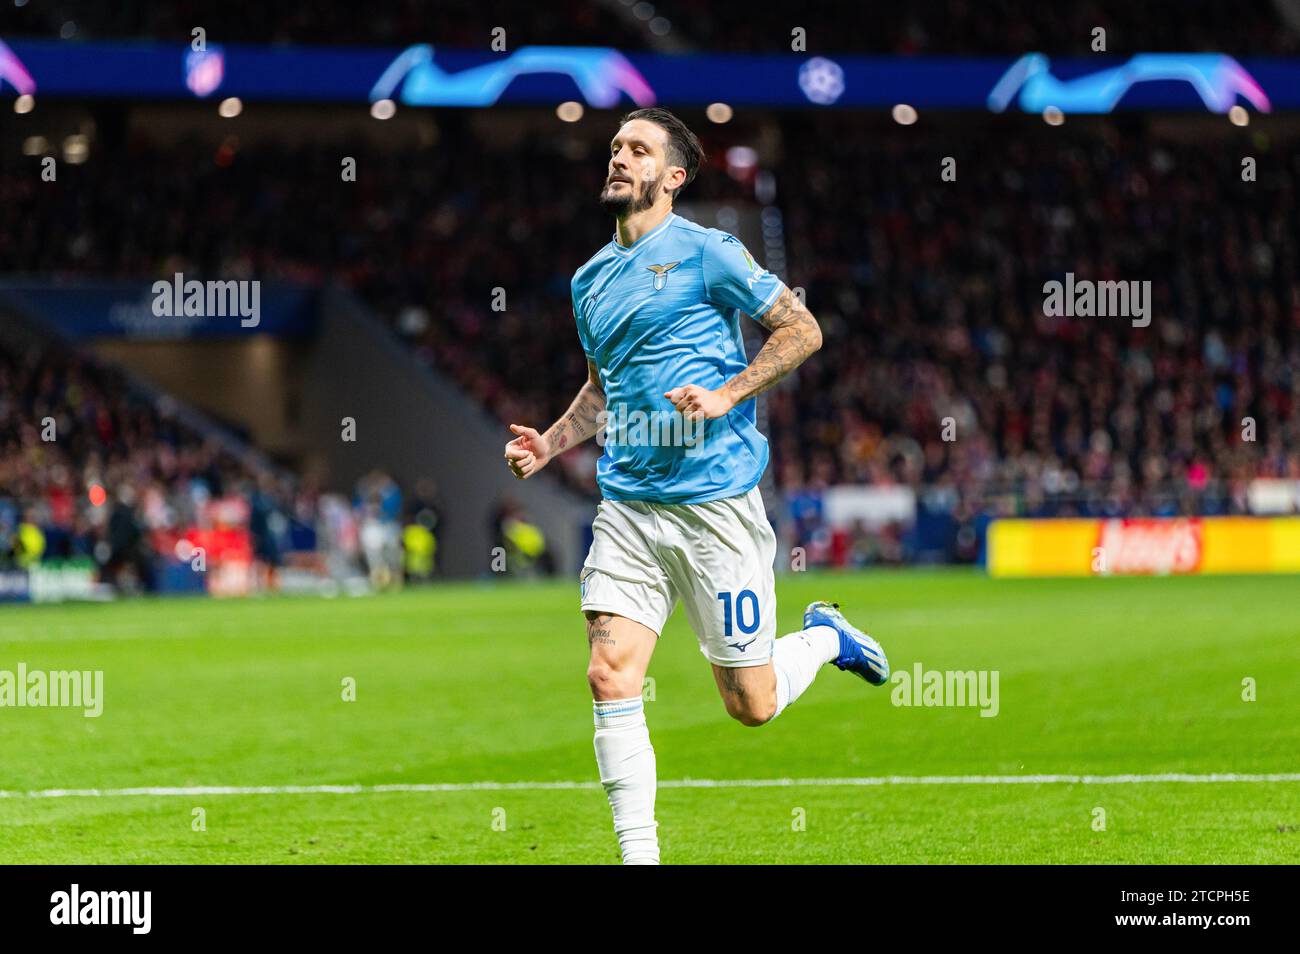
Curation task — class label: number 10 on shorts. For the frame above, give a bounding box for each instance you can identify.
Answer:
[717,590,761,637]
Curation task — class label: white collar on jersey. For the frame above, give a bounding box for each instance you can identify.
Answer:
[610,212,675,255]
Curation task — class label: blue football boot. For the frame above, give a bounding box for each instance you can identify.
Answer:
[803,600,890,685]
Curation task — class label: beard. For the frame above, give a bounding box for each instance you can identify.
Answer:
[599,173,661,216]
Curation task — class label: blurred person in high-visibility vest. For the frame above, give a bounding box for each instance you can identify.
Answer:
[492,498,555,577]
[15,510,46,568]
[403,509,438,582]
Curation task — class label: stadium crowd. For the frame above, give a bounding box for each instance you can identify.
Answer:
[2,0,1294,56]
[3,104,1298,569]
[0,335,461,587]
[5,118,1295,512]
[0,336,303,584]
[772,118,1300,518]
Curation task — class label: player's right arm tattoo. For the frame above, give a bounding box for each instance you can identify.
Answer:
[721,288,823,407]
[544,360,606,454]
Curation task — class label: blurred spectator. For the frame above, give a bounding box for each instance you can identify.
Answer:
[106,486,155,592]
[356,470,404,589]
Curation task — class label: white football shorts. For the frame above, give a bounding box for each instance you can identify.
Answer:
[579,486,778,668]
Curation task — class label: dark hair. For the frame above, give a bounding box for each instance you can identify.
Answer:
[619,107,704,198]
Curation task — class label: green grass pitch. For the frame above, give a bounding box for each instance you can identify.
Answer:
[1,570,1297,864]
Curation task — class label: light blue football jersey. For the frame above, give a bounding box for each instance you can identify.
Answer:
[571,212,786,504]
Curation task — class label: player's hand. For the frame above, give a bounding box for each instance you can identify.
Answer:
[504,424,551,479]
[664,384,733,422]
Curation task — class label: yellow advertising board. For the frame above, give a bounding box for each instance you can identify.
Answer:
[987,516,1300,577]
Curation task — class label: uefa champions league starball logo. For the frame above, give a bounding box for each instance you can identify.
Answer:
[798,57,845,106]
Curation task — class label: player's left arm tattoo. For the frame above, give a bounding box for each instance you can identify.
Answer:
[721,288,823,408]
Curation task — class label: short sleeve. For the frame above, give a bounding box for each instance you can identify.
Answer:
[571,281,594,359]
[702,231,786,319]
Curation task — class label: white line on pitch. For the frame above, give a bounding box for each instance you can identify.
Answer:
[2,773,1299,799]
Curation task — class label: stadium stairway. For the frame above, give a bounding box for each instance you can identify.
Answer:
[300,287,592,577]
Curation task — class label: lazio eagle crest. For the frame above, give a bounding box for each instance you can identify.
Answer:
[646,261,681,291]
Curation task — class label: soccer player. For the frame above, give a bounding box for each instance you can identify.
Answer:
[503,107,889,865]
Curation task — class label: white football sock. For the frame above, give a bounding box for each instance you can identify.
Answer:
[593,696,659,865]
[772,624,840,719]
